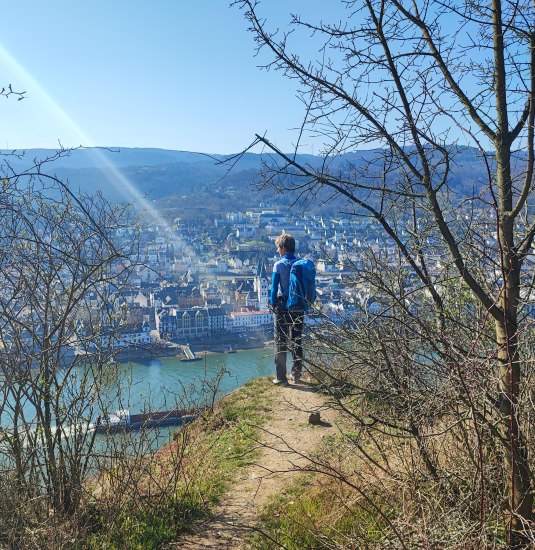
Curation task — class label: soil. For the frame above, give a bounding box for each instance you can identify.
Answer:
[168,378,336,549]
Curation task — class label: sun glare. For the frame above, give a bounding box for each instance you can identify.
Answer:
[0,43,173,233]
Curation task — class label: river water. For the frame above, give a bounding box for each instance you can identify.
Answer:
[0,347,276,453]
[97,347,276,450]
[109,347,275,413]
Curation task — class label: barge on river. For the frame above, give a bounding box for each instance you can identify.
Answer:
[96,408,196,433]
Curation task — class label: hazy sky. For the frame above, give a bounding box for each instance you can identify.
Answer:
[0,1,340,154]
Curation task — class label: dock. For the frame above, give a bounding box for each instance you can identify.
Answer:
[179,344,202,362]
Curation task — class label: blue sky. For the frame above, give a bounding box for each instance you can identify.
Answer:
[0,1,335,154]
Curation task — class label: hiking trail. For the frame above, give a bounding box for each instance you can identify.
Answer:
[169,380,335,549]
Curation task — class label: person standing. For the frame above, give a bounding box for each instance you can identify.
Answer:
[269,233,304,386]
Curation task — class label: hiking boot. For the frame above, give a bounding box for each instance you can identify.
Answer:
[272,378,289,386]
[289,371,302,382]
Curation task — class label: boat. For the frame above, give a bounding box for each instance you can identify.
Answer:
[95,408,197,433]
[179,356,203,362]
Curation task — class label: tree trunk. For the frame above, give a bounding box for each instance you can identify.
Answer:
[495,309,533,546]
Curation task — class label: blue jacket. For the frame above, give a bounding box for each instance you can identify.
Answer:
[270,253,297,306]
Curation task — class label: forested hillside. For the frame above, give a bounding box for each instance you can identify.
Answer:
[0,146,500,222]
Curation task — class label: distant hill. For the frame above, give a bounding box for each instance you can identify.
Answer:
[0,147,221,170]
[0,146,495,218]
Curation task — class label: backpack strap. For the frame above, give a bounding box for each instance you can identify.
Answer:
[280,257,297,302]
[281,257,297,266]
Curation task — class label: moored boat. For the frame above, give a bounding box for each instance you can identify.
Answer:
[95,408,197,433]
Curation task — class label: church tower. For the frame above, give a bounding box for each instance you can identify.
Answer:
[255,261,269,311]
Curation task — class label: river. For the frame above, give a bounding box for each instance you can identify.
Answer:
[96,347,276,450]
[0,347,277,453]
[107,347,275,413]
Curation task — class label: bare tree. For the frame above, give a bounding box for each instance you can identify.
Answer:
[0,160,137,543]
[237,0,535,546]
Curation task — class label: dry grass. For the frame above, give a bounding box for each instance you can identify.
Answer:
[76,377,274,549]
[249,407,509,549]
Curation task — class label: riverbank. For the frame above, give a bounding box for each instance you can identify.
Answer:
[113,333,271,362]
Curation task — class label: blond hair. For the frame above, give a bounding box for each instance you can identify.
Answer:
[275,233,296,253]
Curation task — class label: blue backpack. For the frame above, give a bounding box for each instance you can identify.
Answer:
[284,258,316,312]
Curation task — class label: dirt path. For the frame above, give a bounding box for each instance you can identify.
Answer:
[170,380,334,549]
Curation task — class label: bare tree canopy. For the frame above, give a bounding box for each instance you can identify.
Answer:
[0,152,143,543]
[237,0,535,546]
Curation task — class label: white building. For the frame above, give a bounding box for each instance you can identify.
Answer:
[254,262,270,311]
[101,321,152,350]
[228,310,272,332]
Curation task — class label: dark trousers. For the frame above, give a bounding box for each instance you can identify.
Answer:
[274,307,304,381]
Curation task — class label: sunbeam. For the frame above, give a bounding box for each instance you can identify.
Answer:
[0,43,173,233]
